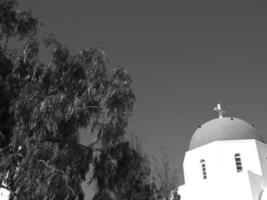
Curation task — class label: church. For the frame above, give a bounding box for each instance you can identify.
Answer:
[178,104,267,200]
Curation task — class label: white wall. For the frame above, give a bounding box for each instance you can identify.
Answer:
[183,139,263,185]
[180,172,254,200]
[256,141,267,187]
[0,187,9,200]
[179,139,267,200]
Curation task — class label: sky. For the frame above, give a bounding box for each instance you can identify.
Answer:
[20,0,267,198]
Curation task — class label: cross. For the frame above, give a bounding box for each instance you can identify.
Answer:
[213,103,226,118]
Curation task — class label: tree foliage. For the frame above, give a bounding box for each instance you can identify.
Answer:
[152,150,180,200]
[0,0,39,49]
[0,1,160,200]
[91,133,159,200]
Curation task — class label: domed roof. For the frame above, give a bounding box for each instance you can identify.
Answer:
[189,117,264,150]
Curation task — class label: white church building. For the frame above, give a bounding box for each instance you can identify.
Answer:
[178,104,267,200]
[2,104,267,200]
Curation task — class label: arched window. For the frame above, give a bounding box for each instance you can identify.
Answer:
[200,159,207,179]
[235,153,242,172]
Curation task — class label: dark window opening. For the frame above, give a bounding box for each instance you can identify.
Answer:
[235,153,243,172]
[200,159,207,179]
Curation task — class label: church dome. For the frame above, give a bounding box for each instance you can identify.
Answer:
[189,117,264,150]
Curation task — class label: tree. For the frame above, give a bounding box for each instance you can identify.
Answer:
[152,150,179,200]
[0,0,39,50]
[0,0,135,199]
[0,1,159,200]
[91,132,159,200]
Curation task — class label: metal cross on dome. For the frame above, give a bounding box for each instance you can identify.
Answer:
[214,103,226,118]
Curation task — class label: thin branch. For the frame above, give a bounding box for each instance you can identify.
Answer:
[36,159,76,197]
[0,146,10,153]
[77,105,99,111]
[43,138,90,150]
[43,138,102,152]
[37,159,65,175]
[66,185,75,197]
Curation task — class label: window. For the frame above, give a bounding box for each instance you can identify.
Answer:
[235,153,242,172]
[200,159,207,179]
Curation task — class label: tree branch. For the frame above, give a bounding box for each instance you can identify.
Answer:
[35,159,76,197]
[77,105,99,111]
[37,159,65,175]
[43,138,102,152]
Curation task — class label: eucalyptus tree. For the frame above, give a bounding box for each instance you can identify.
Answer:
[0,1,160,200]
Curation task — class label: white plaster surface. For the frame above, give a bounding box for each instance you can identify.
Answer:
[179,139,267,200]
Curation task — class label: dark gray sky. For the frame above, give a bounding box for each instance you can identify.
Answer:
[21,0,267,198]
